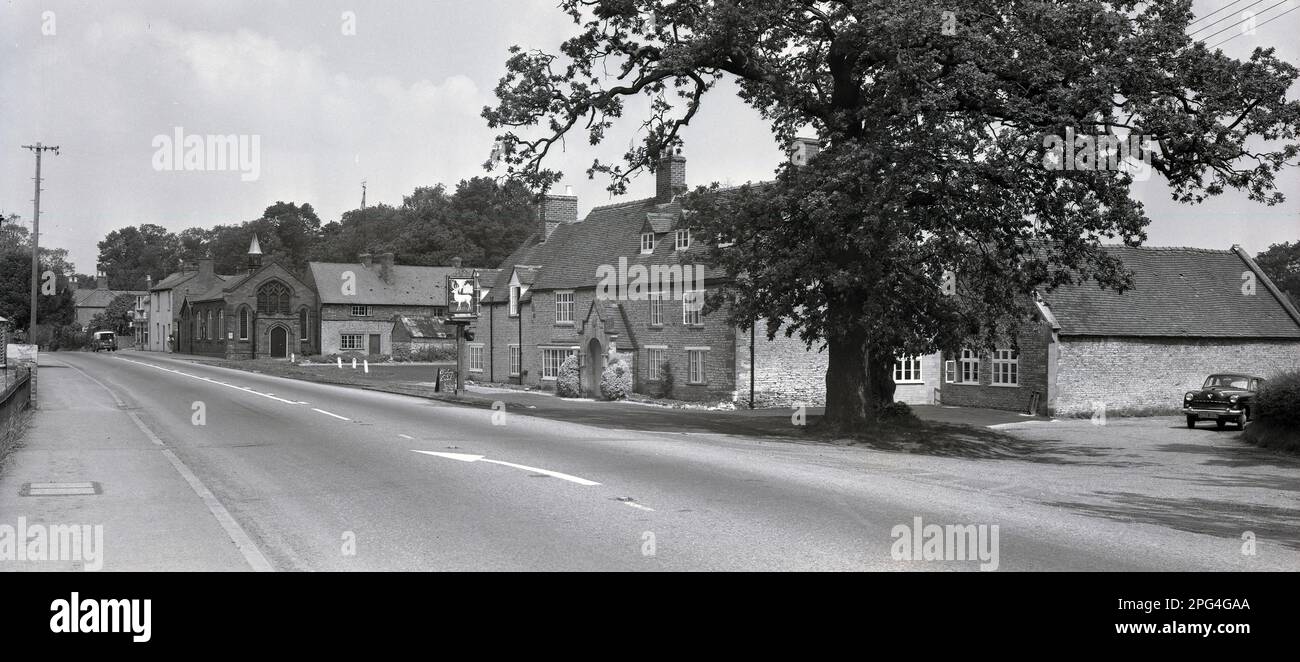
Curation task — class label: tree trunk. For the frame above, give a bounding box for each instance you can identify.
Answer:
[820,329,897,434]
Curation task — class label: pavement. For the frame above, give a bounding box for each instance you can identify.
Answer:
[1,350,1296,571]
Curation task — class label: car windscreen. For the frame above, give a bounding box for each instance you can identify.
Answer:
[1203,375,1249,389]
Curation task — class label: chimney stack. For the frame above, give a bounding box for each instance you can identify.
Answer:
[197,257,214,278]
[655,146,687,202]
[789,136,821,166]
[96,271,108,290]
[379,252,394,282]
[360,253,373,268]
[540,187,578,241]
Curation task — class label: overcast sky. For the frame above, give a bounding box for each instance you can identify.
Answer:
[2,0,1298,274]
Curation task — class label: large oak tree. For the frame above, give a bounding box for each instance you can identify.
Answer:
[484,0,1300,432]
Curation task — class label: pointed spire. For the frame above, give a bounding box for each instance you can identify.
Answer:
[248,234,263,255]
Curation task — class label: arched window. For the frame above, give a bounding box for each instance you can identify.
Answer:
[200,311,208,340]
[239,307,249,340]
[257,281,291,314]
[299,307,310,342]
[217,310,224,340]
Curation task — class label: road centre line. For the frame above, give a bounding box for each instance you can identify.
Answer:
[412,450,601,486]
[312,408,351,421]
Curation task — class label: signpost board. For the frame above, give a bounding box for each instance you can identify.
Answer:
[446,275,479,320]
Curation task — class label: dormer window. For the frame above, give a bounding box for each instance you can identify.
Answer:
[640,232,655,254]
[509,285,520,317]
[675,229,690,251]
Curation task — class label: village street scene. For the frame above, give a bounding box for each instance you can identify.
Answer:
[2,1,1299,579]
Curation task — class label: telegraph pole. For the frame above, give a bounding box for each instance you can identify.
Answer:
[360,180,367,209]
[21,142,59,341]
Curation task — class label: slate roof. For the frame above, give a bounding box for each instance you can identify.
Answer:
[485,196,727,298]
[1040,245,1300,338]
[307,262,458,306]
[150,271,196,291]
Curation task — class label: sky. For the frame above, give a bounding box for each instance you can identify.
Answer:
[2,0,1298,274]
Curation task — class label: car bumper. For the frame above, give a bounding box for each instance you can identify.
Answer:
[1183,407,1243,418]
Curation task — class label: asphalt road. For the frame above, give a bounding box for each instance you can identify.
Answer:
[2,350,1292,571]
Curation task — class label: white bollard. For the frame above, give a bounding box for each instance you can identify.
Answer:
[352,357,357,369]
[337,357,343,369]
[364,360,369,374]
[291,352,295,363]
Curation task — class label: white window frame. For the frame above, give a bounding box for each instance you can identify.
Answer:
[682,290,702,326]
[991,349,1019,386]
[675,229,690,250]
[468,343,484,372]
[649,290,663,326]
[640,232,655,254]
[555,291,574,324]
[645,346,667,381]
[893,356,923,384]
[509,286,519,317]
[686,348,707,384]
[351,305,370,317]
[340,334,364,351]
[959,349,980,384]
[540,347,574,381]
[509,344,521,376]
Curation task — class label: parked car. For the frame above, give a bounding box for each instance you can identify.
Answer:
[91,330,117,352]
[1182,374,1263,430]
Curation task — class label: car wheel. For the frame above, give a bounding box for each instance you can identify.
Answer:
[1216,418,1227,430]
[1186,415,1196,429]
[1237,411,1248,430]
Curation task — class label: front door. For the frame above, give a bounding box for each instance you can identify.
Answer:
[586,338,604,398]
[369,334,381,355]
[270,326,288,358]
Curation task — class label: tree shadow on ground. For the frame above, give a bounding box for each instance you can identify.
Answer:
[1047,492,1300,550]
[1152,442,1300,469]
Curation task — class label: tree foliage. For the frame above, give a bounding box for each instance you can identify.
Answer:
[483,0,1300,431]
[1255,241,1300,307]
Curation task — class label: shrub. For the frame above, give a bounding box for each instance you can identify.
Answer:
[555,354,581,397]
[658,361,675,399]
[879,401,918,423]
[600,352,633,401]
[1244,370,1300,452]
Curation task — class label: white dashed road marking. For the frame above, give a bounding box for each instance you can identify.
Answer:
[412,450,601,486]
[312,408,351,421]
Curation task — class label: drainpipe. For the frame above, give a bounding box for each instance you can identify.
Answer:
[517,304,523,385]
[749,324,755,409]
[488,303,494,380]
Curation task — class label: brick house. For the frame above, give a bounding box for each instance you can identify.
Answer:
[72,273,146,330]
[177,236,318,359]
[472,149,854,404]
[303,253,455,357]
[939,245,1300,416]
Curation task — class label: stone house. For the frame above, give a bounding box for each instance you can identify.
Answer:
[472,149,844,404]
[72,273,146,330]
[147,258,233,352]
[940,245,1300,416]
[303,254,455,357]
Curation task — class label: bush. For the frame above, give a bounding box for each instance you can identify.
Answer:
[658,361,675,399]
[600,352,633,401]
[555,354,581,397]
[1244,370,1300,452]
[879,401,918,423]
[393,343,457,362]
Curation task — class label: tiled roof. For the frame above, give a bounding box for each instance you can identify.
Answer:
[1041,245,1300,338]
[486,196,727,294]
[150,271,196,291]
[307,262,458,306]
[393,315,454,339]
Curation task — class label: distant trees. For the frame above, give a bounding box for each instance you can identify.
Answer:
[89,293,136,335]
[1256,242,1300,307]
[0,215,78,331]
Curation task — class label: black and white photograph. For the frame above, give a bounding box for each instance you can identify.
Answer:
[1,0,1298,648]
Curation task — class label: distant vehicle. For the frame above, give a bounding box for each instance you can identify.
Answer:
[91,330,117,352]
[1183,374,1263,430]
